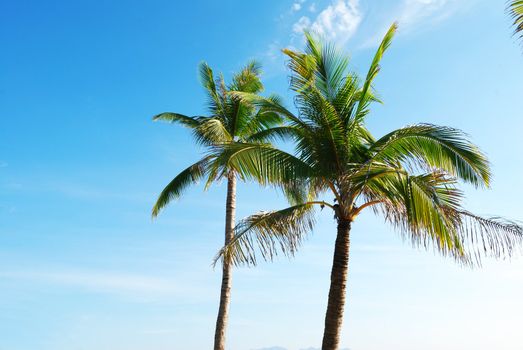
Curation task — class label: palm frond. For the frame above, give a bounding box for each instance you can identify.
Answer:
[215,203,316,266]
[207,143,315,186]
[363,169,522,265]
[370,124,491,187]
[302,31,349,100]
[352,22,397,125]
[456,211,523,263]
[246,125,303,143]
[152,157,211,217]
[193,118,232,145]
[229,60,264,94]
[152,112,202,128]
[198,62,226,117]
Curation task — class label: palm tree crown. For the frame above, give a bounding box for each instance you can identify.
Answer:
[152,61,281,216]
[216,24,521,266]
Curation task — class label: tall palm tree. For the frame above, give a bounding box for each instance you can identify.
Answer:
[213,23,523,350]
[151,61,281,350]
[509,0,523,41]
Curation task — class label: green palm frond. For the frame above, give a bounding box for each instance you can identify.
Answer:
[215,203,316,266]
[208,143,315,186]
[363,170,522,265]
[193,118,232,145]
[198,62,226,117]
[152,156,211,217]
[229,60,263,94]
[153,112,202,128]
[456,211,523,263]
[199,61,217,93]
[303,32,349,100]
[370,124,491,187]
[246,125,303,143]
[352,22,397,125]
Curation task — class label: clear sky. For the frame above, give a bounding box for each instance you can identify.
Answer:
[1,1,522,349]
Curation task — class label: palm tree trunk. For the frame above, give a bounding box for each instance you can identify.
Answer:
[321,218,351,350]
[213,171,236,350]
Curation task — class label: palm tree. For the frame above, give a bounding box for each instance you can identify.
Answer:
[213,23,523,350]
[508,1,523,41]
[151,61,281,350]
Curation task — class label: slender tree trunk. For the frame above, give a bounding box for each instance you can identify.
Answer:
[321,218,351,350]
[213,171,236,350]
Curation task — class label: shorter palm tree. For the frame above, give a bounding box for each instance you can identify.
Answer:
[213,23,523,350]
[152,61,281,350]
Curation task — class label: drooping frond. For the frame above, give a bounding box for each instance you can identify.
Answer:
[207,143,315,186]
[152,156,211,217]
[456,211,523,263]
[370,124,491,187]
[361,170,522,265]
[215,203,316,266]
[153,112,202,128]
[508,0,523,41]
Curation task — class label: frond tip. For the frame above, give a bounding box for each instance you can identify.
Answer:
[456,211,523,264]
[151,157,211,217]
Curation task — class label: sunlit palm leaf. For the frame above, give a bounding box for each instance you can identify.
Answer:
[208,143,315,186]
[370,124,491,187]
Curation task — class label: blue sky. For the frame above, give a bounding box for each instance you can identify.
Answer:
[1,0,523,349]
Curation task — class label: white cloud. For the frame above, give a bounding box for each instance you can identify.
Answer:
[292,0,362,45]
[359,0,464,49]
[398,0,455,29]
[309,3,317,12]
[291,0,307,12]
[293,16,312,34]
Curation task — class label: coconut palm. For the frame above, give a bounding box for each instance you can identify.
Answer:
[151,61,281,350]
[212,23,523,350]
[509,0,523,41]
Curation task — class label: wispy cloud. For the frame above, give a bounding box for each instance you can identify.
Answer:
[293,16,312,34]
[397,0,459,30]
[292,0,362,45]
[360,0,466,48]
[291,0,307,12]
[0,269,193,300]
